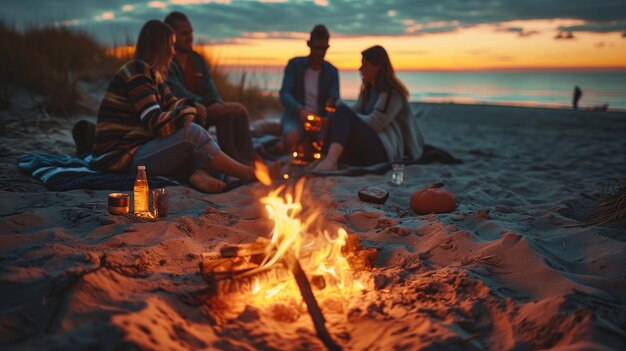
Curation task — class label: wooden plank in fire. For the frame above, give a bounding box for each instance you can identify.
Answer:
[200,237,284,296]
[199,234,377,296]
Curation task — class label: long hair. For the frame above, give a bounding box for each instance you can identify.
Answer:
[360,45,408,109]
[135,20,174,74]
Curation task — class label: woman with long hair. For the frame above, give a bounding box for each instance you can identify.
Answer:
[92,20,260,192]
[312,45,424,171]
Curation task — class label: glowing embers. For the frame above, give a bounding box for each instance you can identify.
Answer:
[200,175,375,349]
[200,178,373,302]
[292,136,323,165]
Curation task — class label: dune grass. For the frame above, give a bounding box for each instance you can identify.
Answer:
[187,46,282,120]
[0,21,280,119]
[0,21,123,115]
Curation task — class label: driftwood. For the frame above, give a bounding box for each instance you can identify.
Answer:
[200,234,377,296]
[284,249,341,351]
[199,237,291,296]
[199,234,375,351]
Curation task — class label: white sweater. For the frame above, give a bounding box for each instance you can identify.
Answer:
[355,90,424,162]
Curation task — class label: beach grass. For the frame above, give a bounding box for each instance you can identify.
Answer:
[0,21,280,119]
[0,21,123,115]
[191,46,282,120]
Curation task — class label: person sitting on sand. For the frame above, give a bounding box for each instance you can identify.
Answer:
[312,45,424,171]
[163,11,256,166]
[279,24,340,152]
[91,20,259,193]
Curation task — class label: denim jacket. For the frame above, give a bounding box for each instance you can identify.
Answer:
[279,56,339,121]
[166,51,223,106]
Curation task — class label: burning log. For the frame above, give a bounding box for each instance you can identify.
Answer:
[200,243,344,350]
[199,238,292,296]
[200,234,376,296]
[284,249,341,351]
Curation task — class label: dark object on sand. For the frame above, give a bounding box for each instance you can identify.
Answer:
[591,104,609,112]
[358,186,389,204]
[72,120,96,156]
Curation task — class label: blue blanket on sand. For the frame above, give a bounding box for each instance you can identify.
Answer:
[15,135,285,192]
[17,153,179,191]
[18,137,460,191]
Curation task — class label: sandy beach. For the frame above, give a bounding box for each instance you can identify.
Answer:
[0,99,625,350]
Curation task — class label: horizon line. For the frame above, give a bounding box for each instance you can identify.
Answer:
[213,64,626,73]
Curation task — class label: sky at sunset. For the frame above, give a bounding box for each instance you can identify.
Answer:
[3,0,626,70]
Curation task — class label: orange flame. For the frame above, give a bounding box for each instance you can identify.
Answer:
[254,160,273,186]
[250,166,363,304]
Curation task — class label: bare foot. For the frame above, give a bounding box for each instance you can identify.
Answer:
[311,157,337,171]
[189,169,226,193]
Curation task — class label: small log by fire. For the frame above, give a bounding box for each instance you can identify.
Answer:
[200,234,376,296]
[199,234,377,351]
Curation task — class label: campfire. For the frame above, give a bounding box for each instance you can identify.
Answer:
[200,162,377,350]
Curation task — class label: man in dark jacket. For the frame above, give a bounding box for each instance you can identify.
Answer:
[279,24,340,152]
[164,11,255,165]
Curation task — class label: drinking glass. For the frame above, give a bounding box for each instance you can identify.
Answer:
[390,163,404,185]
[152,188,169,218]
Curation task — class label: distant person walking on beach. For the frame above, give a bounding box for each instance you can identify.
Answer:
[279,24,340,151]
[573,85,583,110]
[164,11,256,165]
[92,20,260,193]
[312,45,425,171]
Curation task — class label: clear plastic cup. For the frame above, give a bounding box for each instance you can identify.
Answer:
[390,163,404,185]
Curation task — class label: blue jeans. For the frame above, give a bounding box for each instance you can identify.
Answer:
[324,104,387,166]
[129,123,221,178]
[280,110,306,150]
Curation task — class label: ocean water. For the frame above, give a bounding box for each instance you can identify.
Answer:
[224,68,626,110]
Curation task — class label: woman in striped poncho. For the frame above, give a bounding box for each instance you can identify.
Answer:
[92,20,257,193]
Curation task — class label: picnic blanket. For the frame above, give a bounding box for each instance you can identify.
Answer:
[288,144,462,178]
[17,153,180,191]
[18,135,460,191]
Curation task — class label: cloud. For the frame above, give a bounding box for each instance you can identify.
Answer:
[3,0,626,44]
[555,32,575,39]
[241,31,307,40]
[148,1,167,8]
[95,11,115,21]
[501,26,540,37]
[404,21,461,35]
[559,21,626,33]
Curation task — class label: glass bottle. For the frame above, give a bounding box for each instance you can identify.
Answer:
[133,165,150,215]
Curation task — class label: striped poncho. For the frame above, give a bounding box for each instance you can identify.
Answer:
[92,59,207,172]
